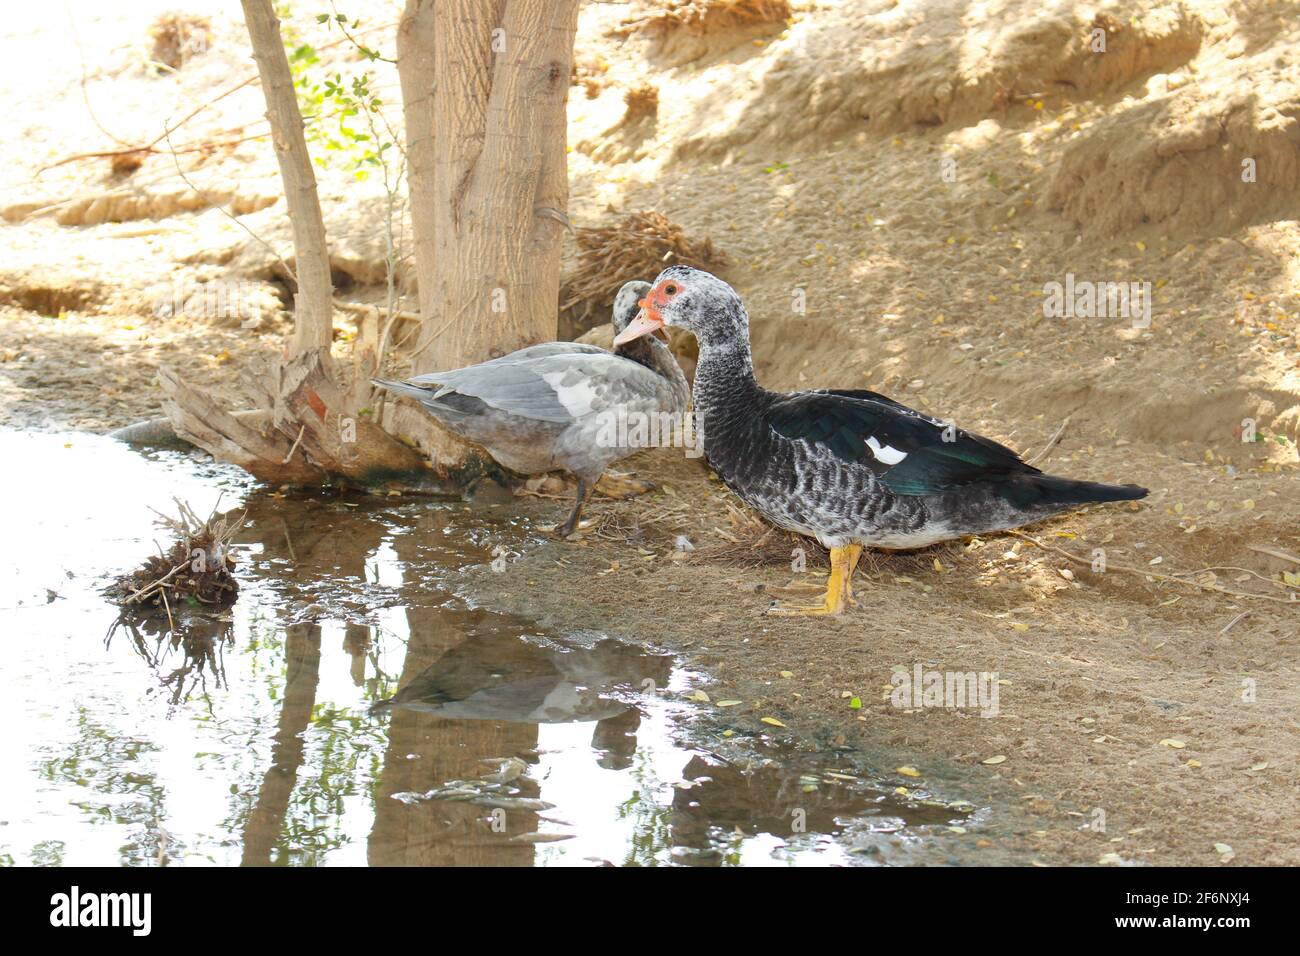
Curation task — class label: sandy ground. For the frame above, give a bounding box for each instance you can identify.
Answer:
[1,0,1297,865]
[466,445,1299,867]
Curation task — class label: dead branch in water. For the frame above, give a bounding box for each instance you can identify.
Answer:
[109,498,246,611]
[105,611,234,706]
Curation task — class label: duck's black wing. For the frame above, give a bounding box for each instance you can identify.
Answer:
[767,388,1039,496]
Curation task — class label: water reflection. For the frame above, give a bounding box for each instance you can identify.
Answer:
[366,626,676,866]
[376,633,672,724]
[106,613,234,706]
[242,623,320,866]
[0,431,979,867]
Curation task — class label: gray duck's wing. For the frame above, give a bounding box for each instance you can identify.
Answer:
[472,342,607,364]
[404,341,606,393]
[524,352,668,420]
[400,352,663,425]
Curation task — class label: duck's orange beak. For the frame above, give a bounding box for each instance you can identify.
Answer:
[613,300,665,345]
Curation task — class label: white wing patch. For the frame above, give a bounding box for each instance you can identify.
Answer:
[541,371,600,419]
[865,435,908,465]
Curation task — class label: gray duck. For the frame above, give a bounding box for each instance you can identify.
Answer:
[375,281,689,536]
[614,266,1148,616]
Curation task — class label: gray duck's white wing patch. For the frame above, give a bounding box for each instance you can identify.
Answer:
[527,352,665,420]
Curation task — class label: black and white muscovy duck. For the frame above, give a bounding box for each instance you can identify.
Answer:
[614,266,1148,616]
[375,281,689,536]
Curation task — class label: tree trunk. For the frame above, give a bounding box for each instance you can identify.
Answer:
[159,0,432,487]
[160,0,580,489]
[240,0,333,357]
[393,0,580,467]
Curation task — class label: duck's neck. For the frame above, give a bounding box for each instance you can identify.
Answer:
[616,335,690,407]
[692,332,762,431]
[617,334,669,375]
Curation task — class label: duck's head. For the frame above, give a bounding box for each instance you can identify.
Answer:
[611,280,665,342]
[613,266,747,349]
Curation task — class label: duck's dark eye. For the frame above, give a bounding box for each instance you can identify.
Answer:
[664,283,678,296]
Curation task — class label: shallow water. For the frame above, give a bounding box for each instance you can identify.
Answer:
[0,430,974,866]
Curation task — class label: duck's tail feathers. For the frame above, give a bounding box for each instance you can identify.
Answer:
[1007,474,1149,508]
[372,378,479,427]
[372,378,434,403]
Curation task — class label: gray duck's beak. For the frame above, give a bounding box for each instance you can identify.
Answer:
[613,307,665,346]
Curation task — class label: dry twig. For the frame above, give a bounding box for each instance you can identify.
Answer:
[1026,416,1071,466]
[1009,530,1299,605]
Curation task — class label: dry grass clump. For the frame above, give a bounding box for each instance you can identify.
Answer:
[618,0,792,37]
[109,499,243,613]
[586,496,696,544]
[109,151,146,177]
[148,12,212,71]
[572,54,611,99]
[623,84,660,121]
[562,210,727,313]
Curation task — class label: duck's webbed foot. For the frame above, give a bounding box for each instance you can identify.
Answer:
[767,545,863,617]
[594,471,655,500]
[554,478,591,538]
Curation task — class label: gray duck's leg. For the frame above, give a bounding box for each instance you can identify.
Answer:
[556,477,591,538]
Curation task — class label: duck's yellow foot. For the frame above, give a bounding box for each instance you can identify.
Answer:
[767,544,862,617]
[843,544,863,607]
[594,472,655,500]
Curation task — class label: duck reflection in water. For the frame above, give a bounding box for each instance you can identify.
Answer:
[373,632,672,768]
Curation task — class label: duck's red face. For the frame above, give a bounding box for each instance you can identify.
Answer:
[612,277,683,345]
